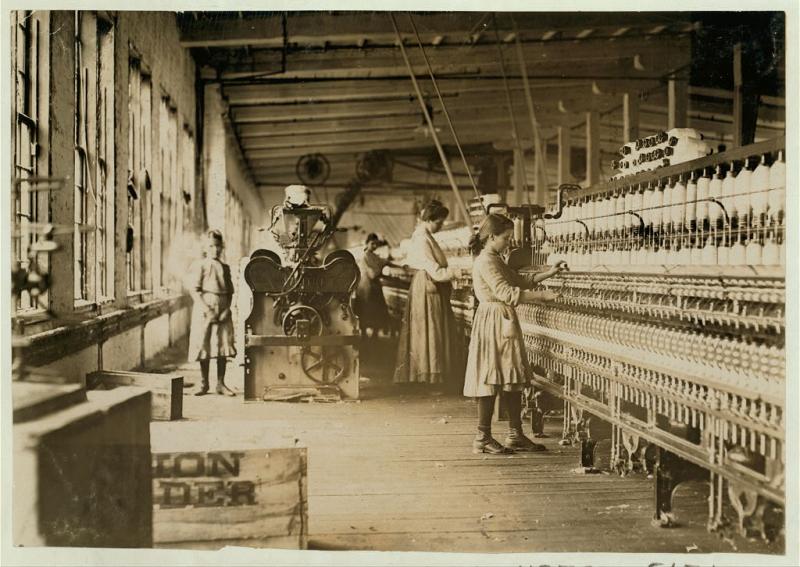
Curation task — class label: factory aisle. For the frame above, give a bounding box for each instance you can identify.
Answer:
[145,338,780,555]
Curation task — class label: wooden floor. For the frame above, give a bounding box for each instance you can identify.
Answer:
[147,337,781,555]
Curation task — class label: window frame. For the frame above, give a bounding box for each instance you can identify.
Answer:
[95,15,116,302]
[126,54,154,298]
[12,10,48,315]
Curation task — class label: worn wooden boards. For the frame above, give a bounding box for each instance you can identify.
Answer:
[150,422,307,550]
[87,369,183,420]
[146,339,781,555]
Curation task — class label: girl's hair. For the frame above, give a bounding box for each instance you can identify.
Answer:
[419,199,449,222]
[202,229,224,258]
[468,213,514,256]
[207,229,224,245]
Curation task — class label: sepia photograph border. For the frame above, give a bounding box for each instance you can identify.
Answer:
[1,0,797,566]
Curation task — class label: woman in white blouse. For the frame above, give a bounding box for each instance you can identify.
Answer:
[393,200,461,387]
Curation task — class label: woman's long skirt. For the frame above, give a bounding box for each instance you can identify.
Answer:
[393,270,461,385]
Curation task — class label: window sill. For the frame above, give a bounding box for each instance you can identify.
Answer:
[19,293,191,367]
[11,309,52,334]
[73,300,98,313]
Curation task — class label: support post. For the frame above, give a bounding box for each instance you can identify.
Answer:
[557,122,572,186]
[732,42,760,148]
[667,79,688,129]
[623,92,640,143]
[586,110,600,187]
[495,154,509,202]
[513,148,526,206]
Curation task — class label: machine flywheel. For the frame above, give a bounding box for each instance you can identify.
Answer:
[300,345,348,384]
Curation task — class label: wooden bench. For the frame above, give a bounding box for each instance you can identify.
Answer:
[87,370,183,421]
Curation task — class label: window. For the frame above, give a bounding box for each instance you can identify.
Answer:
[159,97,179,291]
[74,12,93,303]
[12,11,46,313]
[96,16,115,300]
[180,127,195,234]
[140,73,153,291]
[127,58,140,293]
[127,55,152,295]
[73,11,114,305]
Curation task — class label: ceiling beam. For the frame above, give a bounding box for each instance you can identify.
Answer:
[218,57,654,82]
[179,12,692,49]
[232,94,670,142]
[232,99,424,123]
[234,101,633,138]
[228,88,620,124]
[242,134,627,162]
[223,78,600,106]
[205,35,689,81]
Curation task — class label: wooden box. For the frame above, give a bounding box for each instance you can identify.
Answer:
[13,382,153,547]
[150,421,307,550]
[87,370,183,421]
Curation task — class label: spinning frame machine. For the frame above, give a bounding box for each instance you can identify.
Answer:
[383,137,786,541]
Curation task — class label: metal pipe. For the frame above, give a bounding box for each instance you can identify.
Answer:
[389,14,471,221]
[544,183,581,219]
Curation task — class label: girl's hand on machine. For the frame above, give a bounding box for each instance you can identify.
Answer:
[537,290,560,302]
[548,261,568,276]
[521,289,559,303]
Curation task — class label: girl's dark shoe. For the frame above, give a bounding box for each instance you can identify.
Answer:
[473,431,514,454]
[504,428,547,452]
[194,378,209,396]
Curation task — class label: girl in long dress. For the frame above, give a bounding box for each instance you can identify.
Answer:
[354,233,392,339]
[464,214,565,453]
[393,200,461,386]
[187,230,237,396]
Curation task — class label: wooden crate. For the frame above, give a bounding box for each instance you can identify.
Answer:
[13,383,153,547]
[150,421,307,550]
[87,370,183,421]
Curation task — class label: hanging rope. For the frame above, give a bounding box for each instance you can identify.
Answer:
[389,13,471,221]
[407,14,481,203]
[491,14,529,202]
[511,14,549,200]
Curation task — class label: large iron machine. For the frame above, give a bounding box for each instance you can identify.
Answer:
[242,198,361,401]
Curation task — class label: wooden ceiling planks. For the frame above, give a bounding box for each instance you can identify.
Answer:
[204,35,691,81]
[179,12,693,49]
[176,12,782,188]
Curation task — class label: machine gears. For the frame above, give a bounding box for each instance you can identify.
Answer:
[300,345,348,385]
[282,304,324,337]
